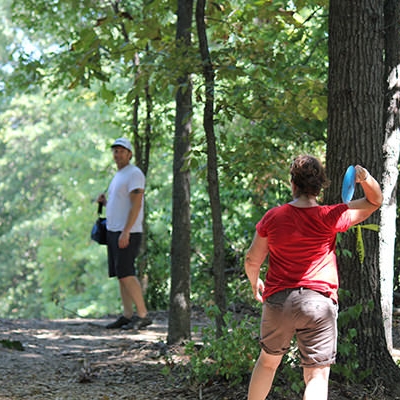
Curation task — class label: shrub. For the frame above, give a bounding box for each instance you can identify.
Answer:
[185,307,260,386]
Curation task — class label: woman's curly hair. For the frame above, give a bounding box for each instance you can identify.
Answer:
[290,155,331,197]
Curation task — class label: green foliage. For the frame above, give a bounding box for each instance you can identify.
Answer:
[185,308,259,386]
[0,90,120,317]
[332,289,372,383]
[273,347,304,396]
[1,0,333,319]
[0,339,24,351]
[335,326,359,378]
[184,308,304,395]
[1,0,398,390]
[335,232,353,259]
[146,202,172,310]
[348,223,380,264]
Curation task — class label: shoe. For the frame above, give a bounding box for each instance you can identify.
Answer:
[120,315,140,330]
[105,315,131,329]
[135,315,152,330]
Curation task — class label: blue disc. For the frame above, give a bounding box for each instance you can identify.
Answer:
[341,165,356,203]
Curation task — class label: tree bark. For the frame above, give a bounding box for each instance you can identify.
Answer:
[327,0,400,390]
[196,0,226,336]
[381,0,400,352]
[168,0,193,345]
[131,49,152,282]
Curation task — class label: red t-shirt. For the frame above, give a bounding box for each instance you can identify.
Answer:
[256,203,351,303]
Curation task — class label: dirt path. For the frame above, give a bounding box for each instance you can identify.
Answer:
[0,311,248,400]
[0,311,399,400]
[0,311,201,400]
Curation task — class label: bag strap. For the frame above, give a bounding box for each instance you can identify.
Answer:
[97,183,109,216]
[97,184,110,217]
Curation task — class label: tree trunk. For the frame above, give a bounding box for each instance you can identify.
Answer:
[131,50,152,284]
[381,0,400,352]
[327,0,400,390]
[196,0,226,336]
[167,0,193,345]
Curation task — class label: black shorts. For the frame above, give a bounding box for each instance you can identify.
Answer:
[107,231,142,279]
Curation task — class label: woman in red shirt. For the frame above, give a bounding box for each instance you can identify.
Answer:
[245,155,383,400]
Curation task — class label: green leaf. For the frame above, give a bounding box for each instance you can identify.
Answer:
[0,340,24,351]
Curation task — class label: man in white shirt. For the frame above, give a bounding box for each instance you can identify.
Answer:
[97,138,151,330]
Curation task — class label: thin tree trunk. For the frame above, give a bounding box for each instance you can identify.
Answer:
[168,0,193,345]
[196,0,226,336]
[131,49,152,282]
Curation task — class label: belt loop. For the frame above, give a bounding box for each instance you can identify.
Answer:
[299,287,303,294]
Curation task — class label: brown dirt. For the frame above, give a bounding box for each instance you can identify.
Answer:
[0,311,399,400]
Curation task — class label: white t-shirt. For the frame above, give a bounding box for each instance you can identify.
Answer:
[106,164,145,233]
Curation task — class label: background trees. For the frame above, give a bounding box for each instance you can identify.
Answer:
[1,0,399,391]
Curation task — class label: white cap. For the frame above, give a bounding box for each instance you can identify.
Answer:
[111,138,132,152]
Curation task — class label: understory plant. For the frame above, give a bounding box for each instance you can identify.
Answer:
[331,289,372,382]
[185,307,259,386]
[185,306,303,396]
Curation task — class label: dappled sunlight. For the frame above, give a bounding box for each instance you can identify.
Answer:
[0,313,212,399]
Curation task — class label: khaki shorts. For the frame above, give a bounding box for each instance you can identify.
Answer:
[259,287,338,367]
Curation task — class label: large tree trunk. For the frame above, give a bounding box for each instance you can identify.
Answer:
[196,0,226,336]
[327,0,400,390]
[167,0,193,345]
[381,0,400,352]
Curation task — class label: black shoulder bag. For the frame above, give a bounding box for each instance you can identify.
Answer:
[91,203,107,245]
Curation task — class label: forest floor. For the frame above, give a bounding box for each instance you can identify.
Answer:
[0,310,400,400]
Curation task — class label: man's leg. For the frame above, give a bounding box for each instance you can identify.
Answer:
[119,276,147,318]
[105,281,135,329]
[119,281,134,318]
[302,365,330,400]
[248,350,282,400]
